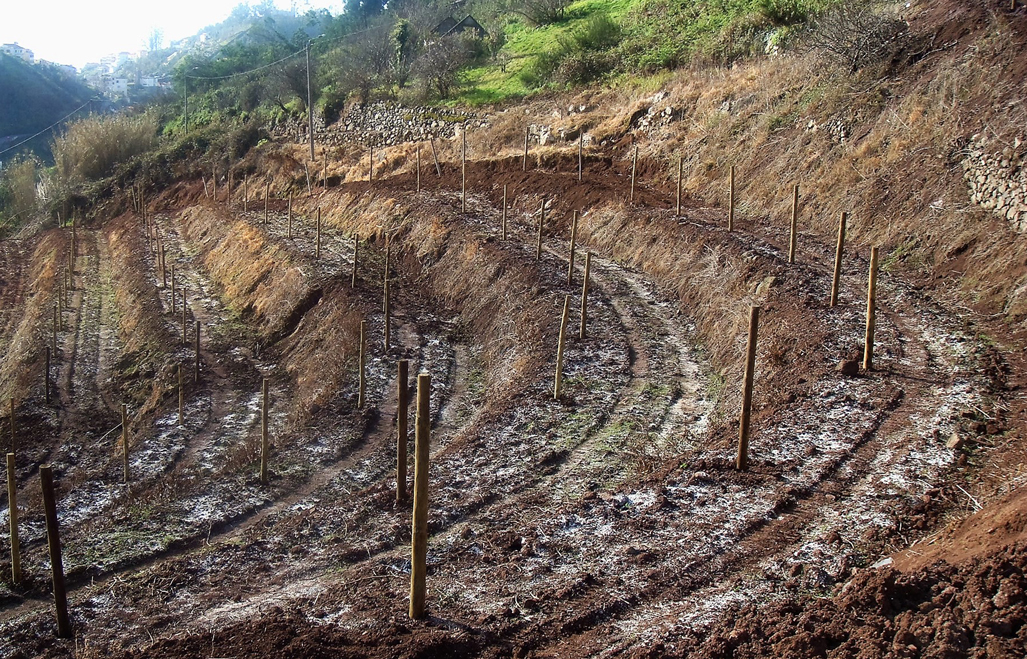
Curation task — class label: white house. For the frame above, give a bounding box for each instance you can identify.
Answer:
[1,43,34,63]
[140,77,158,88]
[111,78,128,93]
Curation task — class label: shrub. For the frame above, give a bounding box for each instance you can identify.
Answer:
[573,13,622,51]
[512,0,572,26]
[52,112,158,183]
[554,50,620,85]
[756,0,819,26]
[805,1,908,71]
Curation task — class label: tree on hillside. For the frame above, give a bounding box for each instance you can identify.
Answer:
[411,36,470,99]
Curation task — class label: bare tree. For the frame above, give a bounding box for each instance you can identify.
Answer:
[805,1,908,72]
[412,37,469,100]
[511,0,571,26]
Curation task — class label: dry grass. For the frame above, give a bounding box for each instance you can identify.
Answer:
[53,112,158,183]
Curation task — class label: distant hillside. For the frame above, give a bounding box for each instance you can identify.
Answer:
[0,53,95,159]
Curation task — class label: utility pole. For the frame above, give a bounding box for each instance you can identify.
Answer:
[183,76,188,134]
[307,40,315,162]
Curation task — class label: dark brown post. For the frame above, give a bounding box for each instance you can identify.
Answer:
[121,403,129,483]
[554,296,570,399]
[52,303,58,354]
[502,184,508,240]
[384,277,391,351]
[260,378,269,485]
[409,372,431,619]
[788,183,799,264]
[40,465,71,638]
[358,320,366,409]
[580,251,591,340]
[728,166,735,232]
[383,239,391,313]
[630,145,637,203]
[863,247,880,371]
[7,453,19,585]
[351,235,359,288]
[45,345,51,404]
[676,156,683,216]
[523,125,529,171]
[536,199,545,261]
[315,208,321,260]
[194,322,200,383]
[737,305,760,471]
[8,398,14,453]
[160,240,167,288]
[396,359,409,502]
[567,210,578,285]
[830,212,847,307]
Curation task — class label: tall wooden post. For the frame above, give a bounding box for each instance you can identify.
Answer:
[737,305,760,471]
[212,168,217,203]
[396,360,409,502]
[383,239,391,313]
[578,131,583,181]
[502,184,508,240]
[523,125,529,171]
[351,236,359,288]
[315,208,322,260]
[830,212,847,307]
[160,240,167,288]
[728,166,736,232]
[430,138,441,177]
[260,378,269,485]
[863,247,880,371]
[7,453,19,585]
[416,144,421,193]
[45,346,51,404]
[536,200,545,261]
[461,127,467,213]
[358,320,366,409]
[384,276,391,351]
[194,322,200,383]
[121,404,129,483]
[567,210,578,285]
[178,364,184,425]
[554,296,571,399]
[409,373,431,620]
[52,304,58,354]
[676,156,683,216]
[788,183,799,264]
[8,398,14,453]
[580,252,592,340]
[40,465,71,638]
[630,145,638,203]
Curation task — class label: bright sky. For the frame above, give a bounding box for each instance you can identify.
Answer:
[0,0,342,69]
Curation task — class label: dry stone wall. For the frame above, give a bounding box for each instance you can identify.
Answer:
[963,133,1027,231]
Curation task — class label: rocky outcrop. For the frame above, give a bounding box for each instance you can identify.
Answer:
[963,133,1027,231]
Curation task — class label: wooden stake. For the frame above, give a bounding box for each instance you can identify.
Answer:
[7,453,20,585]
[351,236,358,288]
[630,145,638,204]
[502,184,508,240]
[554,296,571,399]
[830,212,847,307]
[578,131,583,181]
[384,275,391,351]
[737,305,760,471]
[536,200,545,261]
[8,398,13,454]
[315,208,321,260]
[409,372,431,620]
[260,378,269,485]
[178,364,184,426]
[461,127,467,213]
[676,156,683,216]
[39,465,71,638]
[383,239,391,313]
[212,168,217,202]
[160,240,167,288]
[863,247,880,371]
[567,210,578,285]
[45,346,51,405]
[52,304,58,354]
[728,166,735,232]
[580,252,591,340]
[416,144,421,193]
[523,125,529,171]
[788,183,799,264]
[288,192,293,238]
[121,403,129,484]
[194,322,200,383]
[396,359,409,502]
[304,162,311,198]
[358,320,366,409]
[430,138,441,177]
[202,177,209,199]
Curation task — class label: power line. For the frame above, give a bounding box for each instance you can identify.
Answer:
[0,98,97,158]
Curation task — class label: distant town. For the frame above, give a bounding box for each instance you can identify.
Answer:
[1,41,172,96]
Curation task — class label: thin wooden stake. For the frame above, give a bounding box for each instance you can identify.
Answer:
[39,465,71,638]
[676,156,683,216]
[409,372,431,620]
[121,403,129,484]
[502,184,508,240]
[567,210,578,285]
[304,162,311,198]
[630,145,637,203]
[7,453,20,585]
[202,177,209,199]
[430,138,441,177]
[212,168,217,202]
[358,320,366,409]
[536,200,545,261]
[52,304,58,354]
[788,183,799,264]
[830,212,847,307]
[863,247,880,371]
[8,398,13,454]
[580,252,591,340]
[396,359,409,502]
[554,296,571,399]
[461,127,467,213]
[523,125,529,171]
[178,364,184,426]
[384,277,391,351]
[737,305,760,471]
[383,239,391,313]
[260,378,269,485]
[728,166,735,232]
